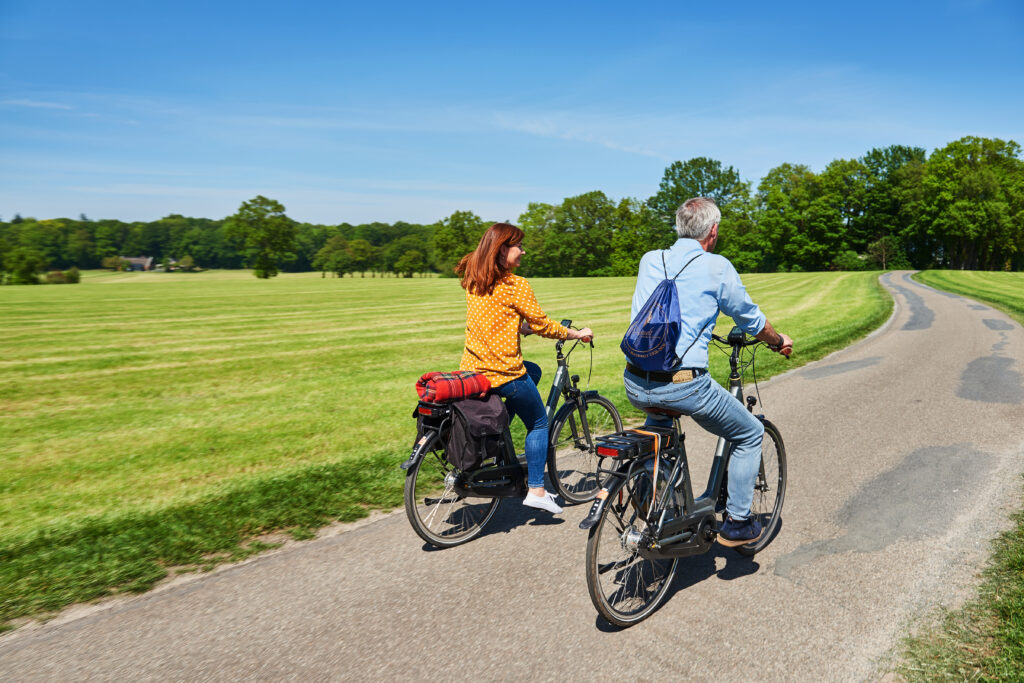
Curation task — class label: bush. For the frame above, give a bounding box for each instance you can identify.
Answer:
[45,270,67,284]
[101,256,128,271]
[65,267,81,284]
[832,250,871,271]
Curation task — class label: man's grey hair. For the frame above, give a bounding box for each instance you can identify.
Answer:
[675,197,721,240]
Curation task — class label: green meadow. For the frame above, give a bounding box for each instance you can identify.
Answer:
[0,269,890,627]
[914,269,1024,323]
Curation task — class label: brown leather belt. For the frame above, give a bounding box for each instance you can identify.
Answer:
[626,363,708,383]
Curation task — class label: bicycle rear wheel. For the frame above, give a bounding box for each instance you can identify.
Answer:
[736,419,787,556]
[585,464,678,627]
[548,395,622,504]
[404,445,500,548]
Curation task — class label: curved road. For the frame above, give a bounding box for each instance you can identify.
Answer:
[3,272,1024,680]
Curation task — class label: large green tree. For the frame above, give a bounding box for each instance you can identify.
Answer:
[5,247,47,284]
[394,249,426,277]
[346,239,378,277]
[909,136,1024,270]
[224,196,297,278]
[432,211,486,276]
[518,192,617,277]
[647,157,751,229]
[609,198,673,276]
[312,235,354,277]
[755,163,844,271]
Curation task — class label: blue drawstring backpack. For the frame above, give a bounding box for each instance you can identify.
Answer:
[621,252,703,371]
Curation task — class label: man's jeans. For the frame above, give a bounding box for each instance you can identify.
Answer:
[494,361,547,489]
[623,369,763,520]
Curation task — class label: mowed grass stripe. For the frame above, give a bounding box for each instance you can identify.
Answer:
[914,270,1024,324]
[2,324,469,378]
[0,270,891,629]
[0,270,884,532]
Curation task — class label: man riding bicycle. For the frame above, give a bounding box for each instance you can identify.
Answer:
[623,197,793,547]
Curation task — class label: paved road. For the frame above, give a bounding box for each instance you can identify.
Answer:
[3,272,1024,681]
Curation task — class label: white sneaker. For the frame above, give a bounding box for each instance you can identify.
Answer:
[523,491,563,515]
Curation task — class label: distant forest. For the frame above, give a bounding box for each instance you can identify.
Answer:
[2,135,1022,284]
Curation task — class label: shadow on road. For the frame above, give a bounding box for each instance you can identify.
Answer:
[593,519,785,631]
[418,497,566,551]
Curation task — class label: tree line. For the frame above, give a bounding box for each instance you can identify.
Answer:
[2,135,1021,284]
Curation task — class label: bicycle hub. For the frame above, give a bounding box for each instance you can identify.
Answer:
[621,527,645,553]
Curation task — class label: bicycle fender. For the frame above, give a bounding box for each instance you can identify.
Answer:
[549,391,601,427]
[400,430,440,471]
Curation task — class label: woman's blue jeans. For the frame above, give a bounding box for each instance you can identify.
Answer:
[623,370,763,520]
[493,361,547,489]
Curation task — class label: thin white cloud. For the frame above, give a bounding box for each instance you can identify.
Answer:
[65,183,233,198]
[1,98,74,110]
[492,111,669,159]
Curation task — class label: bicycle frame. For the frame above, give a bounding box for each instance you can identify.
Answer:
[401,322,595,495]
[597,333,766,559]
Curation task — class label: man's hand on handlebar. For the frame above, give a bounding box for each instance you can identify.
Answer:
[770,333,794,357]
[755,321,792,357]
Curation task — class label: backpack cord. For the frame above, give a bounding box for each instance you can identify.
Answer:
[669,251,703,280]
[663,250,705,366]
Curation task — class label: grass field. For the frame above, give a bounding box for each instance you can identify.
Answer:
[914,270,1024,323]
[0,268,891,629]
[899,270,1024,680]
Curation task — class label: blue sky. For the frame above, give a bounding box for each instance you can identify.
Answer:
[1,0,1022,225]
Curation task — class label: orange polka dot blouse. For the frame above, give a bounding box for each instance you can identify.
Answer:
[459,274,571,388]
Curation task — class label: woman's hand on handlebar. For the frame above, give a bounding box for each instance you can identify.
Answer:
[570,327,594,343]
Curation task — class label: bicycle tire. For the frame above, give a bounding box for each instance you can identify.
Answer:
[403,443,500,549]
[548,394,622,504]
[736,418,787,556]
[585,464,679,627]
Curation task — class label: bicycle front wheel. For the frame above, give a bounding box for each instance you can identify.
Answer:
[585,464,678,627]
[548,395,622,504]
[736,418,787,556]
[404,446,500,549]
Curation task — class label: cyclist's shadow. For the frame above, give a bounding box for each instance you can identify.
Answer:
[419,497,565,551]
[594,518,784,631]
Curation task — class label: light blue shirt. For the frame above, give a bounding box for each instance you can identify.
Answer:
[630,238,767,369]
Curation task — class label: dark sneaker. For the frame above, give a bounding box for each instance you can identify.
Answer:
[717,515,763,547]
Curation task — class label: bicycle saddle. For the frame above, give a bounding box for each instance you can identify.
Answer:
[641,406,685,418]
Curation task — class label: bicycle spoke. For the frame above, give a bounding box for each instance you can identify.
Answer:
[404,448,501,548]
[549,396,621,504]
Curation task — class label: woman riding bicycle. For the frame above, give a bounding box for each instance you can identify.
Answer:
[456,222,593,515]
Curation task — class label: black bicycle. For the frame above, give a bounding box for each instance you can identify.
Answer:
[402,321,623,548]
[582,326,787,626]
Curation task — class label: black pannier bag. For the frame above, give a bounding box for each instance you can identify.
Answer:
[446,395,509,471]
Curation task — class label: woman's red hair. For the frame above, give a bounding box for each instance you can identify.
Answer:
[455,222,524,295]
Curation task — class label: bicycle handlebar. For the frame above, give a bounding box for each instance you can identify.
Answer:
[711,333,760,347]
[713,330,791,358]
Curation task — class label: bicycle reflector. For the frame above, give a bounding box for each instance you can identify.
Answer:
[595,427,676,458]
[416,402,451,419]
